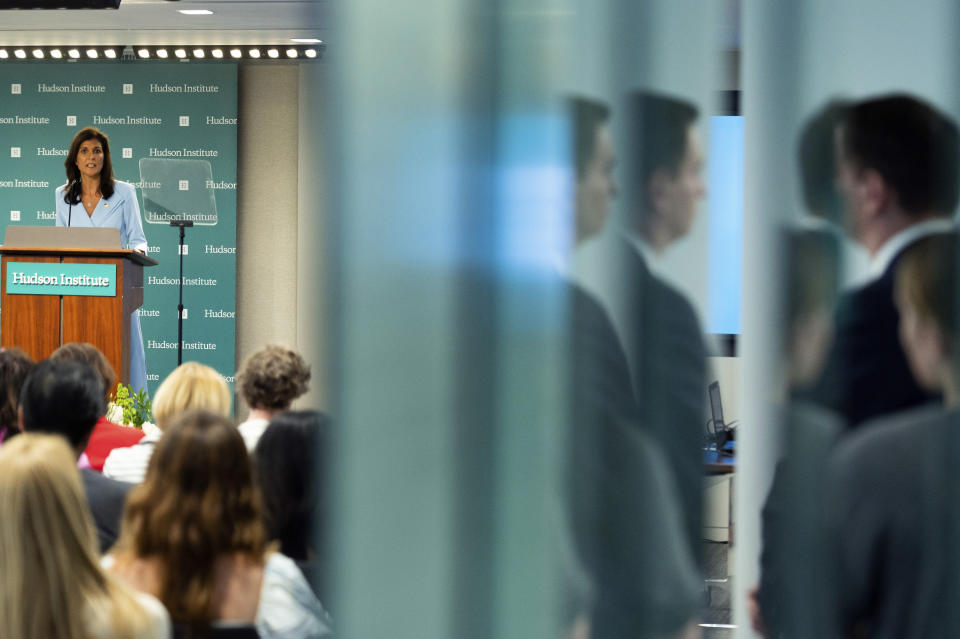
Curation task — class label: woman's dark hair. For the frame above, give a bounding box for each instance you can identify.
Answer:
[63,126,116,205]
[114,410,267,629]
[254,410,329,562]
[0,348,34,432]
[50,342,117,405]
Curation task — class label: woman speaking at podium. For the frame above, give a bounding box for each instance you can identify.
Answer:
[55,126,149,394]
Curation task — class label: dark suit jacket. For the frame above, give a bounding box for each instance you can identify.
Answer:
[827,405,960,639]
[598,237,707,564]
[81,468,131,553]
[807,245,939,428]
[566,281,701,637]
[756,403,843,638]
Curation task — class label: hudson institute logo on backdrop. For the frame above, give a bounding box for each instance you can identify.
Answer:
[204,245,236,254]
[0,115,50,125]
[150,83,220,94]
[0,179,49,188]
[92,115,162,126]
[10,84,21,94]
[37,83,105,94]
[149,147,219,158]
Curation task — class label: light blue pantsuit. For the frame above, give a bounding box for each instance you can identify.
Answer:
[56,180,150,394]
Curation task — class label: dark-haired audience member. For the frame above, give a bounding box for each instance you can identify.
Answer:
[0,434,169,639]
[827,232,960,638]
[51,342,145,472]
[106,410,332,638]
[104,361,230,483]
[808,93,958,427]
[255,410,330,600]
[18,359,133,553]
[236,344,311,451]
[0,347,33,445]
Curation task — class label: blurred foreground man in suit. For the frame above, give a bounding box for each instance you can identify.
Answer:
[808,94,958,427]
[574,91,708,567]
[564,96,701,639]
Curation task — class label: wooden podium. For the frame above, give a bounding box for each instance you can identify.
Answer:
[0,227,158,388]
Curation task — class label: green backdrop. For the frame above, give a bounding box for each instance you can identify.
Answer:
[0,63,237,396]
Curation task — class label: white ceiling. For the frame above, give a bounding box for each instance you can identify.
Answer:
[0,0,327,46]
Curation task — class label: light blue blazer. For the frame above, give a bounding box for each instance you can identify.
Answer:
[55,180,148,252]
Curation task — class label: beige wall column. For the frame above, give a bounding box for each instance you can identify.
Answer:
[236,63,300,418]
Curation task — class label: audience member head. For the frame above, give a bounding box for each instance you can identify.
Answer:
[254,410,329,562]
[625,90,704,251]
[152,362,231,430]
[236,345,310,414]
[0,433,150,639]
[895,232,960,398]
[836,95,959,250]
[798,100,847,221]
[570,96,616,243]
[780,229,842,390]
[115,410,266,628]
[19,359,104,456]
[50,342,117,406]
[0,348,33,435]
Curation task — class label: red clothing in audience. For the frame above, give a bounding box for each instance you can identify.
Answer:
[84,417,146,472]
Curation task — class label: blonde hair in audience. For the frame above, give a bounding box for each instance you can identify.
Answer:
[113,410,268,628]
[896,233,960,353]
[0,434,151,639]
[152,361,231,429]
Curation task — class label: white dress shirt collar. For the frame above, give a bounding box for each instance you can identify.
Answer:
[868,218,956,281]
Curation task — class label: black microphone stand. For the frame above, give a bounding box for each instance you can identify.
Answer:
[169,219,194,365]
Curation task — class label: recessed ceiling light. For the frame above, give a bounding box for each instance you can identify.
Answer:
[50,49,63,59]
[138,49,150,59]
[305,49,318,59]
[193,48,205,58]
[14,49,26,59]
[156,49,169,59]
[178,9,213,15]
[68,49,81,59]
[86,49,98,58]
[104,49,117,59]
[286,48,298,58]
[230,48,242,59]
[174,49,187,59]
[267,49,279,59]
[291,38,323,44]
[211,49,223,59]
[32,49,44,59]
[248,49,261,59]
[0,50,8,60]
